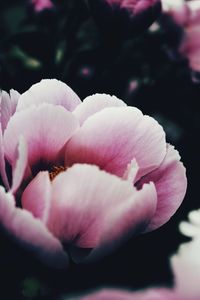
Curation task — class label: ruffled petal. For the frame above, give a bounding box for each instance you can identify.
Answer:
[16,79,81,112]
[4,103,79,168]
[73,94,126,125]
[0,186,68,268]
[139,145,187,231]
[65,106,166,179]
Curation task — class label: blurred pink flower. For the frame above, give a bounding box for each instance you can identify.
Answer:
[67,209,200,300]
[104,0,160,15]
[30,0,54,13]
[162,0,200,73]
[0,79,186,267]
[74,288,178,300]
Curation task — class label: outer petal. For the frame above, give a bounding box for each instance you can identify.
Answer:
[22,171,52,224]
[16,79,81,112]
[4,103,79,168]
[139,145,187,231]
[76,288,178,300]
[171,238,200,300]
[65,107,166,179]
[0,125,9,189]
[73,94,126,125]
[47,164,156,251]
[0,186,68,268]
[0,89,20,132]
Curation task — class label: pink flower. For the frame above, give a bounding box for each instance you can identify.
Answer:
[73,288,178,300]
[102,0,160,16]
[67,209,200,300]
[0,79,187,267]
[89,0,162,38]
[30,0,54,13]
[161,0,200,73]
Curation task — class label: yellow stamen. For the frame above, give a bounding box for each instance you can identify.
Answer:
[49,166,67,181]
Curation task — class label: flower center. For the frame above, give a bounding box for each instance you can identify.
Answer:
[49,166,67,181]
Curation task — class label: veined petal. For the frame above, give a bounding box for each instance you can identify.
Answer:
[140,145,187,231]
[4,103,79,168]
[65,106,166,180]
[16,79,81,112]
[73,94,126,125]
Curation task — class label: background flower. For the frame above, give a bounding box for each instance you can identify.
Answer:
[62,208,200,300]
[161,0,200,74]
[30,0,54,13]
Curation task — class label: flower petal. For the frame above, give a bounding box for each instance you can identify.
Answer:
[16,79,81,112]
[77,288,178,300]
[0,89,20,132]
[47,164,156,253]
[11,136,28,194]
[65,107,166,179]
[139,145,187,231]
[73,94,126,125]
[22,171,52,223]
[4,103,79,168]
[0,126,9,189]
[0,186,68,268]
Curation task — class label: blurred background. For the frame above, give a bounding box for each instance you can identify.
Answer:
[0,0,200,299]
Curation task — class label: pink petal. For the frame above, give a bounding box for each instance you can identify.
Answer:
[4,103,79,168]
[77,288,178,300]
[16,79,81,112]
[65,107,166,179]
[123,159,139,182]
[0,89,20,132]
[0,186,68,268]
[11,136,28,193]
[22,171,52,223]
[73,94,126,125]
[0,125,9,190]
[139,145,187,231]
[47,164,156,252]
[10,89,20,113]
